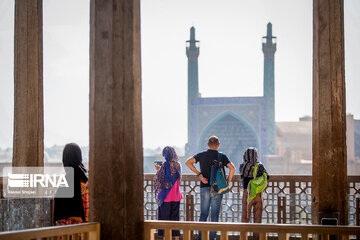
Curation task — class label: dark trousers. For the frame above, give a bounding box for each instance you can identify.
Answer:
[158,201,180,237]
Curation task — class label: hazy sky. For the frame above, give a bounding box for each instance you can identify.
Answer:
[0,0,359,149]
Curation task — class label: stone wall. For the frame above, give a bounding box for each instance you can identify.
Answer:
[0,198,52,231]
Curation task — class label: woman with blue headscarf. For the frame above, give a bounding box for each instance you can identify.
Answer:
[154,146,183,239]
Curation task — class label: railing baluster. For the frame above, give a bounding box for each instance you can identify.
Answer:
[89,224,100,240]
[322,234,330,240]
[301,233,309,240]
[240,231,248,240]
[356,197,359,226]
[277,196,282,224]
[279,233,289,240]
[164,229,172,240]
[202,230,209,240]
[144,227,154,240]
[81,232,89,240]
[259,232,267,240]
[357,197,360,240]
[186,195,194,221]
[282,196,286,223]
[220,231,228,240]
[289,181,296,223]
[183,229,191,240]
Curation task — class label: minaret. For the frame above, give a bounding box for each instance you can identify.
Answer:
[262,23,277,155]
[186,26,200,148]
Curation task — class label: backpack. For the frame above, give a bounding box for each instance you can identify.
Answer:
[210,153,230,194]
[247,163,267,202]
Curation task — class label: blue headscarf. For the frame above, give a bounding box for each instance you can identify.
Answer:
[154,146,182,206]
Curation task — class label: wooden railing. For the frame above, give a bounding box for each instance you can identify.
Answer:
[0,222,100,240]
[144,174,360,224]
[144,220,360,240]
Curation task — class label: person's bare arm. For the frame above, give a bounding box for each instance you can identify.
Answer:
[185,157,208,184]
[226,162,236,184]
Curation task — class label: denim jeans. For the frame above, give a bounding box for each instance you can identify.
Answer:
[198,187,223,240]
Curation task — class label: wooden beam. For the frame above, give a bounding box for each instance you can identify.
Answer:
[312,0,348,225]
[13,0,43,167]
[89,0,143,239]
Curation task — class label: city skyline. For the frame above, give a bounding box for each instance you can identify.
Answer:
[0,0,359,149]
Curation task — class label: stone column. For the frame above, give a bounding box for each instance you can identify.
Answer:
[13,0,44,167]
[312,0,347,224]
[89,0,143,239]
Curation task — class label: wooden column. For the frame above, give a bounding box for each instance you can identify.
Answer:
[89,0,143,239]
[312,0,347,224]
[13,0,44,167]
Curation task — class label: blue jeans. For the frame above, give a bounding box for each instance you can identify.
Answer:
[198,187,223,240]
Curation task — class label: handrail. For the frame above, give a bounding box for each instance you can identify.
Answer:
[0,222,100,240]
[145,220,360,234]
[144,220,360,240]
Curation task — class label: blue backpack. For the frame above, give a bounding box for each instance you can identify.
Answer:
[210,153,230,194]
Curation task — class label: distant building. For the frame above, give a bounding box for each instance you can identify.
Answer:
[185,23,276,168]
[273,117,312,174]
[143,146,186,173]
[268,115,360,174]
[355,119,360,159]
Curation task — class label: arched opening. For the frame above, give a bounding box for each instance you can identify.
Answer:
[199,112,259,167]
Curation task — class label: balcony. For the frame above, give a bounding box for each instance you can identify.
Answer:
[144,174,360,225]
[0,174,359,239]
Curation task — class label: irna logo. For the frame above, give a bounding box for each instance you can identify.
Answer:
[2,167,74,198]
[8,173,69,188]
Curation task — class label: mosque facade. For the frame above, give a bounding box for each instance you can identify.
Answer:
[185,23,277,167]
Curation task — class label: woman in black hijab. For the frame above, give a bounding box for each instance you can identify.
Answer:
[239,148,269,221]
[54,143,88,225]
[239,148,269,240]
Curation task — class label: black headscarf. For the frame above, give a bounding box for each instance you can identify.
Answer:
[239,148,269,189]
[54,143,88,222]
[62,143,88,183]
[240,148,260,178]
